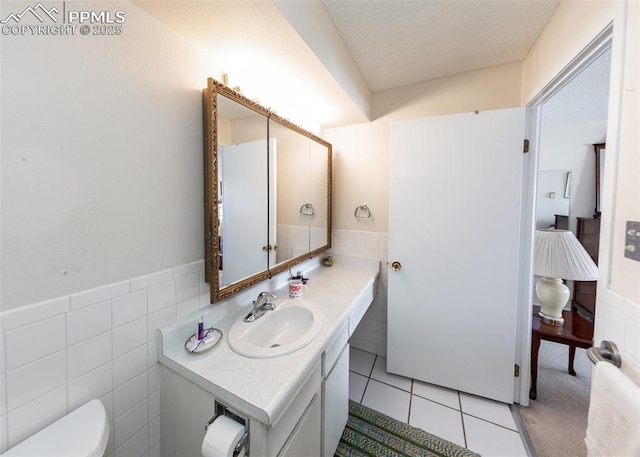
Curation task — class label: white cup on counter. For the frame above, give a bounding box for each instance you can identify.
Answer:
[288,280,308,299]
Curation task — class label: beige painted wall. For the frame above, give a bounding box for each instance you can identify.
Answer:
[325,61,523,232]
[521,1,618,104]
[1,2,221,310]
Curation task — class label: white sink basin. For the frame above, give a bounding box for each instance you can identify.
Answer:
[228,300,323,358]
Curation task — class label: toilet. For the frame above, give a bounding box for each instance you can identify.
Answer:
[1,399,109,457]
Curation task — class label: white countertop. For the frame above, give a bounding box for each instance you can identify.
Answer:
[158,257,379,425]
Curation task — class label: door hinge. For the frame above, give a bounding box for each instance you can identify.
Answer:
[514,364,520,377]
[523,139,530,153]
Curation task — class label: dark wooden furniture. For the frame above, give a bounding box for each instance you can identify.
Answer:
[573,217,601,317]
[554,214,569,230]
[594,143,605,219]
[530,305,593,400]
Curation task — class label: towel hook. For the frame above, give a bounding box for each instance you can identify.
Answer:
[354,204,371,219]
[299,203,314,216]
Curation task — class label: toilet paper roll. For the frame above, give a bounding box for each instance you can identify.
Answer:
[201,415,246,457]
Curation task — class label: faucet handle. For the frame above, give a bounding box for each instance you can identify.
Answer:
[245,292,276,322]
[256,291,275,304]
[254,291,276,308]
[260,292,276,309]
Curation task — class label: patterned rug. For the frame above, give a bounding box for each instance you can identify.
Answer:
[335,401,480,457]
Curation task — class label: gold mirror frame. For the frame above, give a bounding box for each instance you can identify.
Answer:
[203,78,332,303]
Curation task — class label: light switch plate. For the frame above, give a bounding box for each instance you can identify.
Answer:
[625,221,640,262]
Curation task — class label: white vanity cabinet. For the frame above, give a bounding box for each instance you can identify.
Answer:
[321,323,350,457]
[264,363,322,457]
[160,362,322,457]
[277,393,322,457]
[157,259,379,457]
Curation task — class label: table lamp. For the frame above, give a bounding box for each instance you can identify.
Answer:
[534,229,598,326]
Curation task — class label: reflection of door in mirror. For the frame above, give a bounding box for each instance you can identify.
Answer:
[219,140,271,287]
[214,93,270,290]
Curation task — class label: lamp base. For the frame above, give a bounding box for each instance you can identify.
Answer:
[538,311,565,326]
[535,277,570,327]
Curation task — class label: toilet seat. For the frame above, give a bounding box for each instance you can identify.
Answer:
[1,399,109,457]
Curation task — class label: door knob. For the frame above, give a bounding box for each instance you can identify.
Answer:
[391,261,402,271]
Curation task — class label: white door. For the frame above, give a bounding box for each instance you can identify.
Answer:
[221,140,269,284]
[388,108,525,403]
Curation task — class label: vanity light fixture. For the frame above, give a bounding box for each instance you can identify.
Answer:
[534,229,598,326]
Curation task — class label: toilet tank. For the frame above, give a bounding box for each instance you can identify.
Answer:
[1,399,109,457]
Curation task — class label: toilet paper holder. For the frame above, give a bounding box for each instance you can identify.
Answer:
[205,400,249,456]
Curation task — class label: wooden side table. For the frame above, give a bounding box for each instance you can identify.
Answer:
[529,305,594,400]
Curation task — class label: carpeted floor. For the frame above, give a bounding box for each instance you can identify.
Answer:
[519,340,592,457]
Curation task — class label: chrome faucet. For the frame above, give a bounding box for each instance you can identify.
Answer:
[244,291,276,322]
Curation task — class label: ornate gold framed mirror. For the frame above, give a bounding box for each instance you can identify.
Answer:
[203,78,332,303]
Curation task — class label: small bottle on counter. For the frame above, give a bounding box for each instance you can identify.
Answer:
[198,315,205,340]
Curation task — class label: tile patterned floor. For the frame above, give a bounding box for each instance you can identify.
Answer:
[348,347,531,457]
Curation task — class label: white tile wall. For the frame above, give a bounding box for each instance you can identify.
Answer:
[68,363,112,411]
[67,301,112,346]
[0,260,207,456]
[7,351,67,411]
[5,315,67,371]
[275,224,309,264]
[68,332,112,381]
[112,291,147,328]
[114,398,148,449]
[597,289,640,382]
[331,229,389,357]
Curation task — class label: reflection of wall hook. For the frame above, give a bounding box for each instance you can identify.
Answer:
[299,203,315,216]
[354,204,371,219]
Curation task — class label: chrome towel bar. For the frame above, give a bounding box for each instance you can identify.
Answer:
[587,340,622,368]
[354,204,371,219]
[299,203,315,216]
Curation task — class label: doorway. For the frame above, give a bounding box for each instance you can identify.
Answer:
[517,31,612,457]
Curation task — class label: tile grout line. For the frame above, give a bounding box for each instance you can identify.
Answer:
[360,354,378,403]
[463,411,521,433]
[458,391,470,449]
[407,379,414,423]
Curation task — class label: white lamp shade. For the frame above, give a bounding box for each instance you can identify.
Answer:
[534,229,598,281]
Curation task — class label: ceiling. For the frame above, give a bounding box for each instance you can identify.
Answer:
[321,0,560,92]
[542,47,611,126]
[135,0,561,128]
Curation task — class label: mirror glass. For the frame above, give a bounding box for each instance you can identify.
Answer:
[217,95,270,288]
[309,139,330,254]
[204,78,332,303]
[269,117,312,268]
